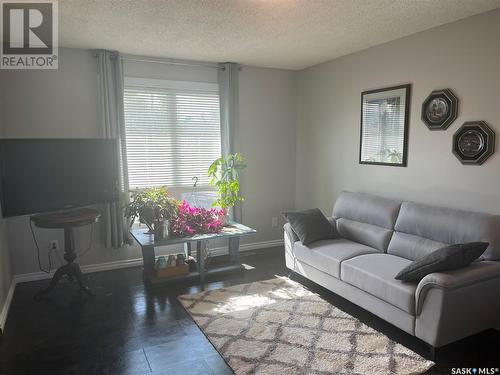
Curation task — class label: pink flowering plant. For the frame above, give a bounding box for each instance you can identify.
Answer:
[171,200,226,236]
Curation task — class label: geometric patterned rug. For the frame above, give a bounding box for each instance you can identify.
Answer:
[178,277,434,375]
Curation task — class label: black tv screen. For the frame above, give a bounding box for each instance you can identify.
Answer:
[0,139,119,217]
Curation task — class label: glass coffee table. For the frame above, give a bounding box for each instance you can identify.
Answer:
[130,222,257,286]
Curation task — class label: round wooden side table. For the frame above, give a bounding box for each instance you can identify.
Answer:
[31,208,100,299]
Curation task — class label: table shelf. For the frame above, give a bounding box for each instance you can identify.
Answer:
[145,264,245,286]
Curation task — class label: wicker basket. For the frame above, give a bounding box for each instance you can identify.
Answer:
[157,264,189,278]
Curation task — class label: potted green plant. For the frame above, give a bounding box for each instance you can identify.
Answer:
[208,153,247,225]
[124,186,179,239]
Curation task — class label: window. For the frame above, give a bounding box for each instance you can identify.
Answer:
[124,78,221,189]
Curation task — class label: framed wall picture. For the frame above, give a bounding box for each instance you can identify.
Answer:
[359,84,411,167]
[421,89,458,130]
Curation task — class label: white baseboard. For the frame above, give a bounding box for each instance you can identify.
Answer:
[14,238,284,284]
[0,279,16,332]
[14,257,146,284]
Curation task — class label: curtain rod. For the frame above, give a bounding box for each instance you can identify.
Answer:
[120,54,220,69]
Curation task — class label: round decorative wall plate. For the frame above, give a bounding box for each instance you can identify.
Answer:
[453,121,495,165]
[421,89,458,130]
[458,130,484,157]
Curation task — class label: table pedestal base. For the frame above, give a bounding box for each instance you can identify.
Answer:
[31,209,100,300]
[34,262,93,300]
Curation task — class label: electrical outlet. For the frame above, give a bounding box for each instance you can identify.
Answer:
[271,217,278,227]
[50,240,59,251]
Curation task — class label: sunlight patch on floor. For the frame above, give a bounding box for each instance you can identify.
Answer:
[215,294,276,314]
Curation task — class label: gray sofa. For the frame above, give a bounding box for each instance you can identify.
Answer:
[284,191,500,353]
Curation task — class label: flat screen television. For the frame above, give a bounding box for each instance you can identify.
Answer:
[0,139,119,217]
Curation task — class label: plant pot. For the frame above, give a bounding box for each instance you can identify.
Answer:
[154,219,169,241]
[220,212,229,226]
[139,206,155,232]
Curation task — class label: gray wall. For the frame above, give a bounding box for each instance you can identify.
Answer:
[0,48,296,276]
[0,117,12,324]
[295,9,500,214]
[0,192,12,325]
[239,67,296,240]
[0,50,101,138]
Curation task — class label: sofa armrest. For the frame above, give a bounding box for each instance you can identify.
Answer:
[283,223,298,270]
[283,223,299,244]
[415,261,500,315]
[415,261,500,346]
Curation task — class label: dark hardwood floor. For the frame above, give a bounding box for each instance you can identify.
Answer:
[0,248,498,374]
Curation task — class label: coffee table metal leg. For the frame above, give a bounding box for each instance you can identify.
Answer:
[184,242,192,257]
[196,241,206,283]
[229,237,240,265]
[142,245,155,279]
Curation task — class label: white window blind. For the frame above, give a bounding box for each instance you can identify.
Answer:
[124,78,221,189]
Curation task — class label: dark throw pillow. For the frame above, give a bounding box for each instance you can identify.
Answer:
[282,208,336,246]
[395,242,489,282]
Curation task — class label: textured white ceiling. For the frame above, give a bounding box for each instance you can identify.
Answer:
[59,0,500,70]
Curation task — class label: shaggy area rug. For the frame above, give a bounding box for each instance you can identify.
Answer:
[178,277,434,375]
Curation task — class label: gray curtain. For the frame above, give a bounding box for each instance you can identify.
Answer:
[96,50,130,248]
[218,62,242,222]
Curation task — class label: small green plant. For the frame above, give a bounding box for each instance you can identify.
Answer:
[208,153,247,210]
[124,186,179,231]
[385,149,402,163]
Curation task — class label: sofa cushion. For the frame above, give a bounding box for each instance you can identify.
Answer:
[341,254,417,314]
[332,191,402,252]
[293,238,379,278]
[389,201,500,261]
[333,191,402,230]
[387,232,447,261]
[395,242,489,282]
[336,218,393,252]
